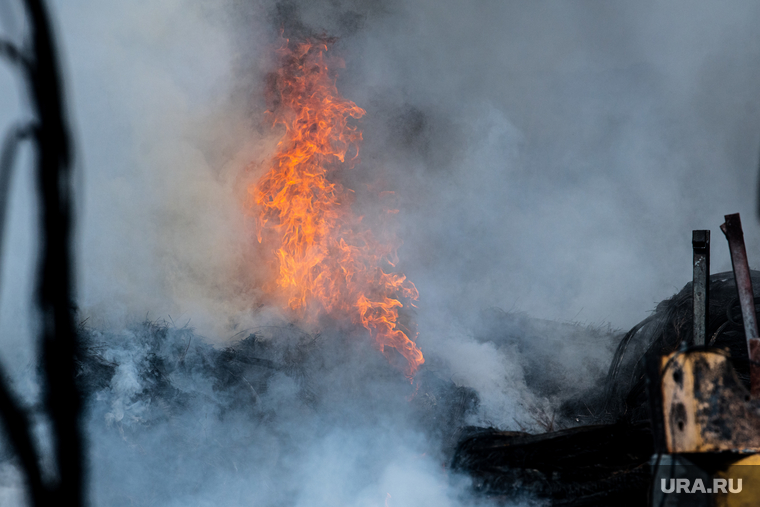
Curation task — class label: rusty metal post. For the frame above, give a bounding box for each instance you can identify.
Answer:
[720,213,760,397]
[692,230,710,347]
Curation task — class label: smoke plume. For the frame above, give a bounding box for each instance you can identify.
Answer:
[2,0,760,505]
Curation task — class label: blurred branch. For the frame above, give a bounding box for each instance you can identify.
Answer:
[0,362,45,506]
[0,0,84,505]
[21,0,84,504]
[0,37,30,68]
[0,122,35,263]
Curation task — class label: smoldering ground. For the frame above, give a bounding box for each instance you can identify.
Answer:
[1,0,760,505]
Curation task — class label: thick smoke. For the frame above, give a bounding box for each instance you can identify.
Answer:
[1,0,760,505]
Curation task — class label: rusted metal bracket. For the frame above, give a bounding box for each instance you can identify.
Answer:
[692,230,710,347]
[720,213,760,397]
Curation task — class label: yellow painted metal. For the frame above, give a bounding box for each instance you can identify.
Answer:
[715,454,760,507]
[661,350,760,453]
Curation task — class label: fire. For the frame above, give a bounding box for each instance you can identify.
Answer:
[248,38,424,377]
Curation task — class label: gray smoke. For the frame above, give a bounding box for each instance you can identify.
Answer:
[1,0,760,505]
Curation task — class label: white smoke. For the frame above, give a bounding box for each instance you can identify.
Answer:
[2,0,760,505]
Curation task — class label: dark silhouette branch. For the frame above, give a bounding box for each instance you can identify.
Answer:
[0,0,84,505]
[0,37,30,68]
[0,122,35,265]
[0,362,45,506]
[21,0,84,505]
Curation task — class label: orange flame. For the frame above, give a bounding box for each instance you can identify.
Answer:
[248,38,424,377]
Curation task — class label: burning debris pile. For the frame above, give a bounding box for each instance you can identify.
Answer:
[70,319,480,505]
[75,320,470,440]
[71,269,760,506]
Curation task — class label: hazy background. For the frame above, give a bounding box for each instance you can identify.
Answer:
[1,0,760,505]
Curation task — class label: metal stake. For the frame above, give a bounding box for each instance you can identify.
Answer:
[692,230,710,347]
[720,213,760,397]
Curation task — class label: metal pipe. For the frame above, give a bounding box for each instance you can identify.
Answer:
[692,230,710,347]
[720,213,760,397]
